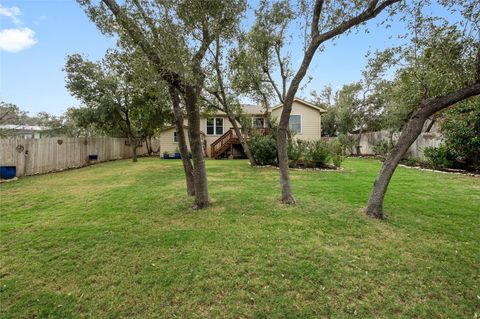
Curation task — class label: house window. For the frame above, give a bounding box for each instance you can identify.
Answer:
[215,118,224,135]
[252,117,264,128]
[206,118,214,135]
[206,117,224,135]
[289,115,301,133]
[173,131,178,142]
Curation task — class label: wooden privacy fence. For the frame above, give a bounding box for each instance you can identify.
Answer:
[0,137,160,177]
[348,130,443,160]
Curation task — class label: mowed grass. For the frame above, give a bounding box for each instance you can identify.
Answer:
[0,158,479,318]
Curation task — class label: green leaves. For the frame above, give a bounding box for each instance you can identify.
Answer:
[65,50,172,139]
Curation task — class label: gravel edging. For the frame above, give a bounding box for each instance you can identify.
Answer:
[398,164,480,177]
[250,164,343,172]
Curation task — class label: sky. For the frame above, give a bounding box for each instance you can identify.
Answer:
[0,1,452,116]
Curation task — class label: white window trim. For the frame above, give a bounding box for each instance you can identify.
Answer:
[252,117,265,128]
[206,117,224,136]
[289,114,302,134]
[173,131,178,143]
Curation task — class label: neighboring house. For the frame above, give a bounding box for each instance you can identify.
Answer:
[158,98,326,158]
[0,125,49,139]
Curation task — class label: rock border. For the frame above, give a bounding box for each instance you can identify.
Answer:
[250,164,343,172]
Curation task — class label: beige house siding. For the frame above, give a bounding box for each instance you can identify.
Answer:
[168,99,323,157]
[185,116,264,157]
[159,127,191,154]
[271,100,322,141]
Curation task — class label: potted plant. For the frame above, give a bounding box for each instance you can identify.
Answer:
[174,148,181,159]
[163,151,170,159]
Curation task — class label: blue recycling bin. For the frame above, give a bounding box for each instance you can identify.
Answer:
[0,166,16,179]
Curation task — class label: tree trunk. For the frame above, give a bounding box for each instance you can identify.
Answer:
[277,123,295,203]
[169,86,195,196]
[146,136,153,156]
[185,86,210,209]
[366,112,426,218]
[147,135,153,156]
[356,128,363,155]
[129,136,138,162]
[366,82,480,219]
[225,110,256,165]
[276,43,320,204]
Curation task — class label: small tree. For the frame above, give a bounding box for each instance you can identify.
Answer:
[365,13,480,218]
[78,0,246,208]
[65,50,171,162]
[247,0,402,203]
[202,37,257,165]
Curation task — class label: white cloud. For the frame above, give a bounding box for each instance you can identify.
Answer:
[0,28,37,52]
[0,4,21,25]
[0,5,38,52]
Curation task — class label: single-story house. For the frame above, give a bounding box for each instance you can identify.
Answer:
[158,98,326,158]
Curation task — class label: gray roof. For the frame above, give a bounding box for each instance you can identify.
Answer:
[240,104,266,115]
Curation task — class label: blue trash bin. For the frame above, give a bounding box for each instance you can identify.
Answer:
[0,166,16,179]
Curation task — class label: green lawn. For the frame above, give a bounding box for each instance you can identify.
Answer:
[1,158,479,318]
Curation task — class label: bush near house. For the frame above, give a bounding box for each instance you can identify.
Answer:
[248,134,277,166]
[248,133,343,168]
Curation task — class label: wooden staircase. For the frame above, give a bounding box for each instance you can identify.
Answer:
[210,129,239,159]
[210,128,270,159]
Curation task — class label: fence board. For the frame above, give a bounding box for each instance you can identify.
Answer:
[348,130,443,161]
[0,137,160,177]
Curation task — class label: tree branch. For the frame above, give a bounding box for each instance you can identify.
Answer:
[101,0,183,91]
[315,0,399,45]
[131,0,161,45]
[476,42,480,82]
[200,94,224,114]
[311,0,324,37]
[274,43,287,100]
[263,61,284,104]
[426,82,480,115]
[213,37,229,107]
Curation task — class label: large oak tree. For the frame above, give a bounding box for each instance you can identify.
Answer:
[244,0,401,203]
[78,0,246,208]
[365,13,480,218]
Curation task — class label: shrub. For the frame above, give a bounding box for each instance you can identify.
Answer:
[288,140,307,168]
[305,140,331,167]
[338,133,356,154]
[373,140,393,158]
[248,134,277,166]
[424,145,456,169]
[401,156,419,167]
[439,99,480,170]
[328,140,344,167]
